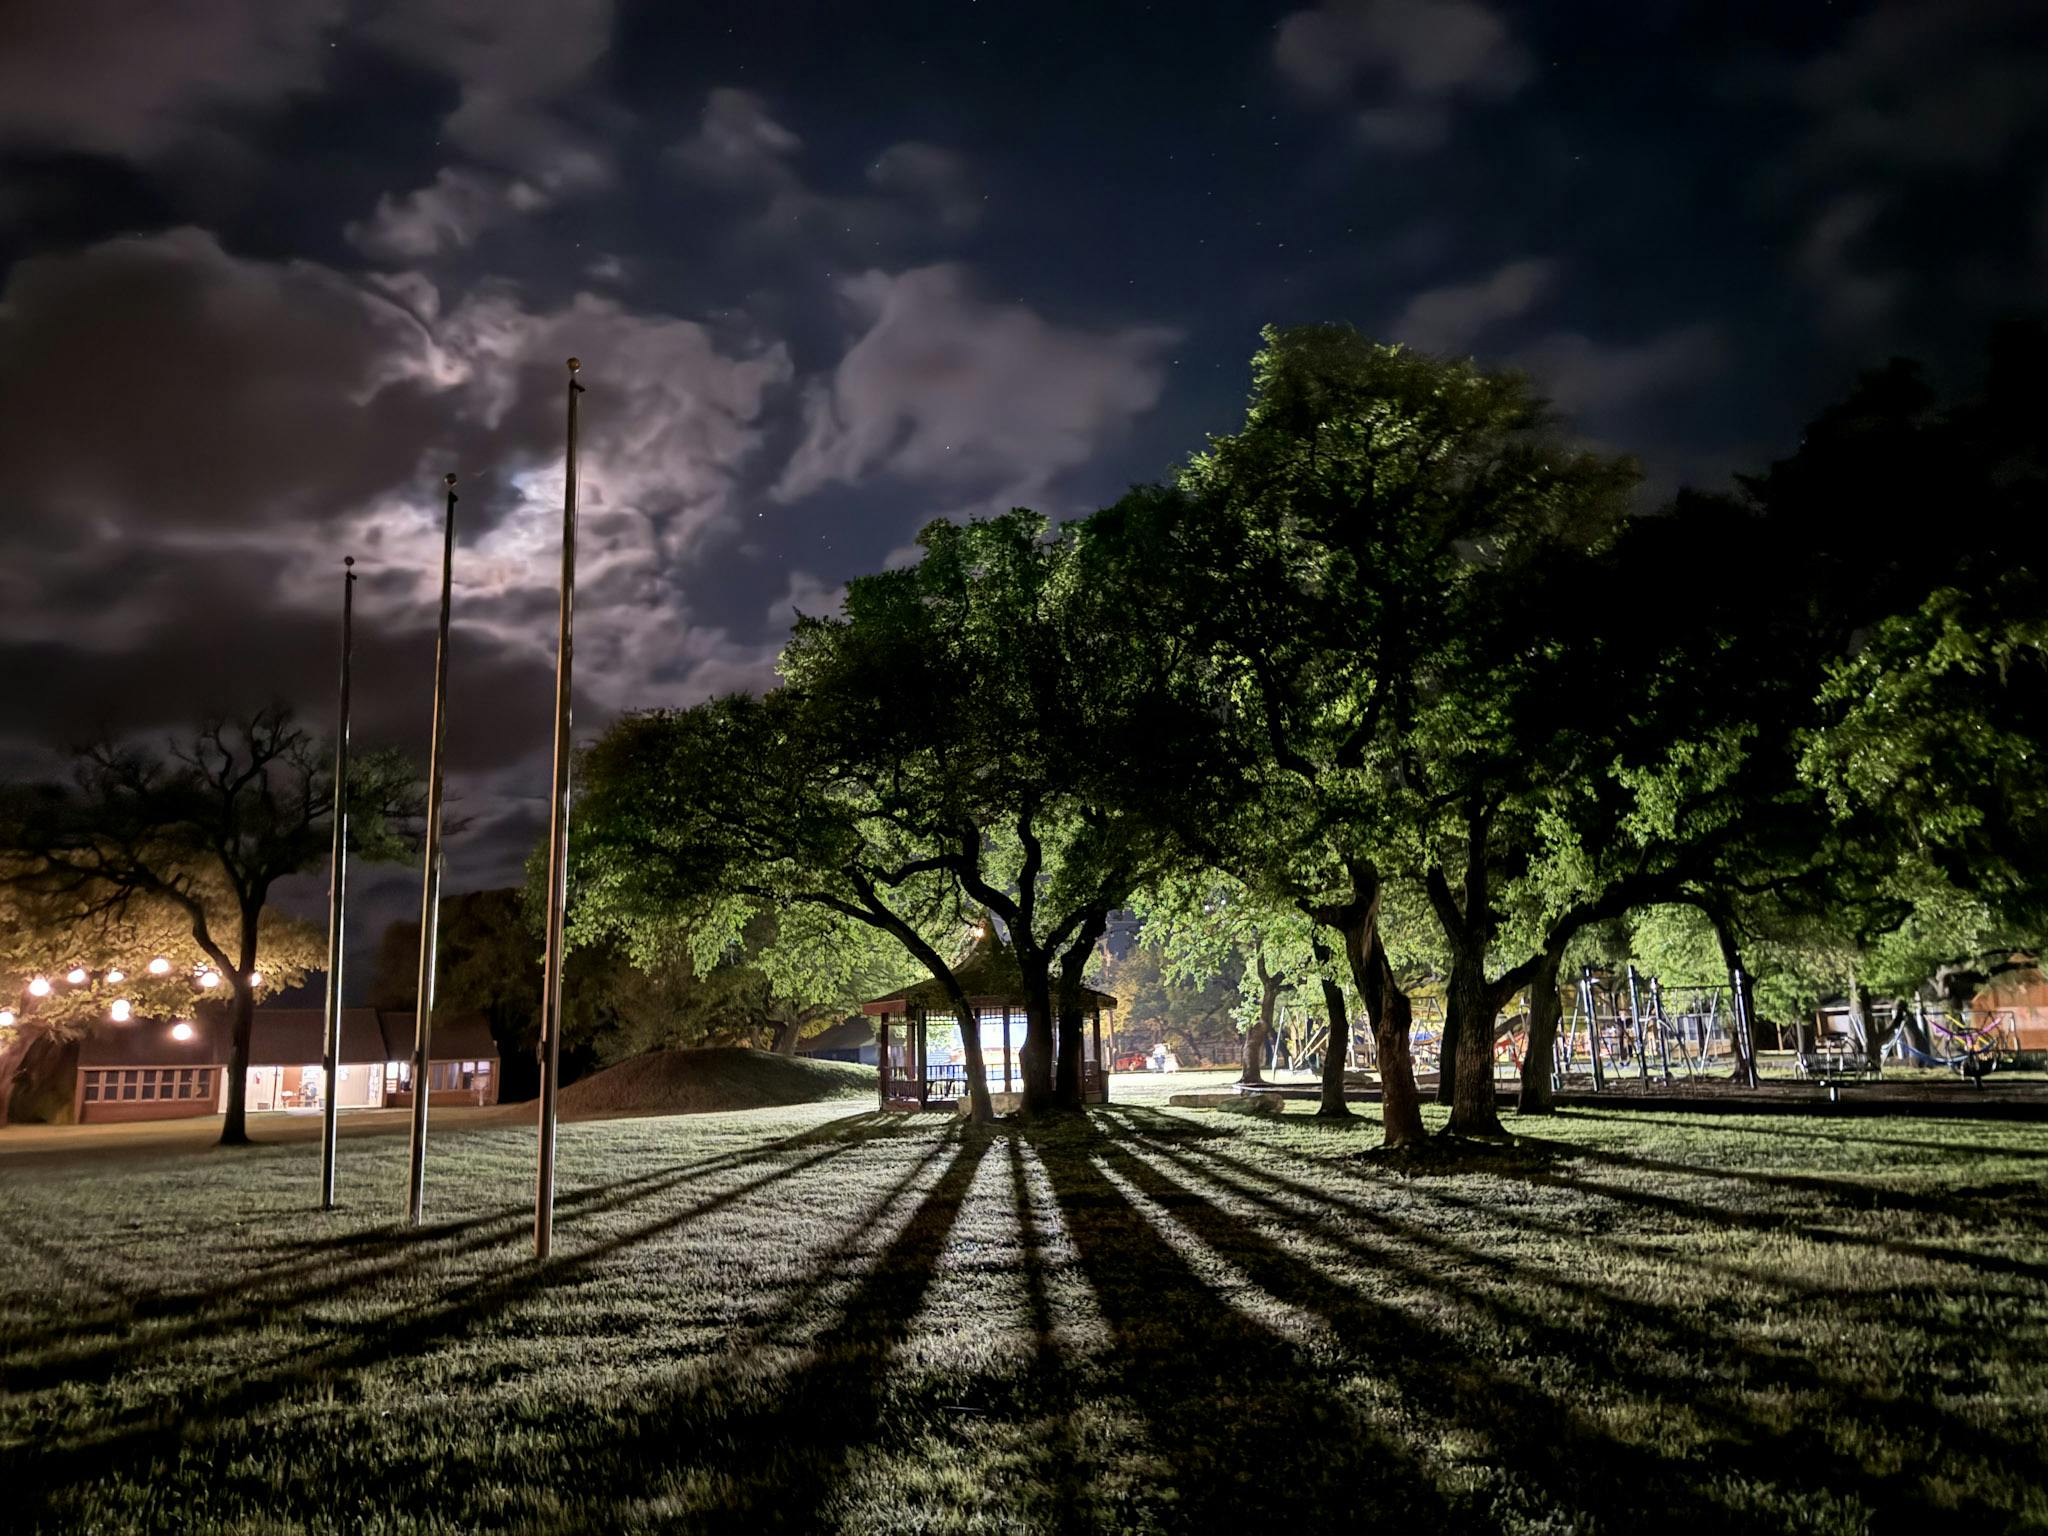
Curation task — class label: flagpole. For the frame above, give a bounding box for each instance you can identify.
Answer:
[318,556,356,1210]
[405,474,458,1226]
[535,358,583,1260]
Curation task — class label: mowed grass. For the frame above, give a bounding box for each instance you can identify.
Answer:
[3,1088,2047,1534]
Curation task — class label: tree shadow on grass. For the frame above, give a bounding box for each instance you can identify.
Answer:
[0,1112,924,1525]
[1018,1114,1459,1533]
[487,1122,994,1533]
[1101,1108,2043,1527]
[1555,1107,2048,1163]
[0,1112,912,1378]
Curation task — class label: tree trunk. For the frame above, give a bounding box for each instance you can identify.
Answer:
[936,976,994,1121]
[1054,912,1109,1111]
[1242,956,1279,1086]
[1310,936,1353,1120]
[218,983,256,1146]
[1704,907,1759,1086]
[1434,1005,1460,1105]
[1333,875,1426,1148]
[1017,950,1058,1116]
[769,1016,802,1056]
[1516,940,1568,1115]
[0,1026,37,1126]
[1444,943,1506,1137]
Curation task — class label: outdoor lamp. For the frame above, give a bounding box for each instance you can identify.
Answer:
[147,956,171,975]
[110,999,132,1023]
[27,976,50,997]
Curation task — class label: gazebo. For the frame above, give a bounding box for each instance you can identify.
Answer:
[859,929,1116,1111]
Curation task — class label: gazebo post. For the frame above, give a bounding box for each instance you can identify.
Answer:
[878,1015,891,1108]
[1092,1007,1104,1104]
[916,1003,929,1111]
[1002,1008,1013,1094]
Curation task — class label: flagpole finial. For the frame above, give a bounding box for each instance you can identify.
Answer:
[566,356,581,374]
[343,556,355,568]
[445,472,458,489]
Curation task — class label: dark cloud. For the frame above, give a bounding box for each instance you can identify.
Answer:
[0,0,2035,983]
[0,0,338,159]
[1274,0,1527,153]
[1392,257,1555,354]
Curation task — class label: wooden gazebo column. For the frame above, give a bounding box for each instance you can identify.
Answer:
[1092,1006,1105,1104]
[915,1002,929,1111]
[878,1015,891,1107]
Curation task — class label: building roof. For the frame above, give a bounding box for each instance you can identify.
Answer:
[859,927,1116,1017]
[77,1007,500,1067]
[797,1015,876,1055]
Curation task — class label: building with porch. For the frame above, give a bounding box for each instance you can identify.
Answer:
[72,1006,500,1124]
[859,931,1116,1111]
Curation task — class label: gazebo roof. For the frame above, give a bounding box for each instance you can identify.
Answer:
[859,924,1117,1016]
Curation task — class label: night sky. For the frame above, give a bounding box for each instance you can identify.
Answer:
[2,1,2043,985]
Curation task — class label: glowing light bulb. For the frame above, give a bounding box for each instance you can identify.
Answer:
[27,977,50,997]
[198,970,221,989]
[247,972,263,989]
[66,967,88,986]
[0,1009,15,1028]
[110,999,132,1023]
[106,969,124,984]
[171,1021,195,1043]
[147,956,171,976]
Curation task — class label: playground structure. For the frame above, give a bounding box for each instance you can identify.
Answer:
[1235,964,2025,1095]
[1513,968,2023,1090]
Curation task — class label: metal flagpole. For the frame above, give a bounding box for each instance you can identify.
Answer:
[318,557,356,1210]
[405,474,459,1226]
[535,358,583,1260]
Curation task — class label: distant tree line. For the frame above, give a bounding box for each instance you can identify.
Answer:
[572,321,2046,1136]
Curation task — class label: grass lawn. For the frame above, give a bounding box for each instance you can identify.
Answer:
[3,1089,2047,1533]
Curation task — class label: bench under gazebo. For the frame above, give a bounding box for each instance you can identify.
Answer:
[859,929,1116,1111]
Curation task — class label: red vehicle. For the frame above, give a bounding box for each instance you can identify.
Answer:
[1112,1051,1151,1073]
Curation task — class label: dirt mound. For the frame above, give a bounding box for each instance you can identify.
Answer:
[558,1048,875,1120]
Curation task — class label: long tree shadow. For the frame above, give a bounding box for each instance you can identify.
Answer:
[1476,1131,2048,1286]
[1100,1109,2043,1526]
[1000,1134,1091,1535]
[1555,1108,2048,1163]
[490,1122,995,1533]
[1018,1115,1459,1533]
[1,1112,910,1382]
[0,1112,923,1524]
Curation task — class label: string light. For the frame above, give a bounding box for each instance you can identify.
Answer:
[0,1009,15,1028]
[106,969,124,984]
[197,970,221,989]
[171,1021,195,1042]
[147,956,171,976]
[248,973,263,989]
[27,977,50,997]
[110,999,132,1023]
[65,967,88,986]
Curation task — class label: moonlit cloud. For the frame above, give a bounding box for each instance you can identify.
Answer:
[776,264,1179,513]
[1393,257,1555,354]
